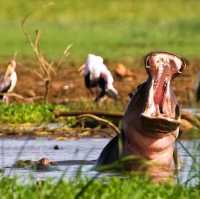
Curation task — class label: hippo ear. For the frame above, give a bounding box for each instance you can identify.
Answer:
[144,55,151,69]
[144,52,156,70]
[179,57,188,73]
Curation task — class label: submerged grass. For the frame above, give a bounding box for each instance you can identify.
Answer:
[0,175,199,199]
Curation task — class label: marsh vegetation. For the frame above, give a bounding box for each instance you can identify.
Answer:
[0,0,200,198]
[0,175,200,199]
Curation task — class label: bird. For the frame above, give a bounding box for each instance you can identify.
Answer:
[80,54,118,102]
[0,60,17,103]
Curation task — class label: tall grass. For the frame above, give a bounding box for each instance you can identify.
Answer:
[0,175,199,199]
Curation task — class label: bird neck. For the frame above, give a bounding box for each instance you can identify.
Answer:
[8,72,17,92]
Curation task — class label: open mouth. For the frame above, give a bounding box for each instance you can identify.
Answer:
[140,52,185,133]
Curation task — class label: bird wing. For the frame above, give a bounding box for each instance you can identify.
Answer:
[85,54,104,78]
[0,77,11,93]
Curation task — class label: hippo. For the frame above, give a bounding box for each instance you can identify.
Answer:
[97,52,187,180]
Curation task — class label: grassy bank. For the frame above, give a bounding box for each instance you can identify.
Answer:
[0,0,200,60]
[0,175,199,199]
[0,103,55,124]
[0,101,124,124]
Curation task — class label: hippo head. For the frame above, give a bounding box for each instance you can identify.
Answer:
[124,52,187,134]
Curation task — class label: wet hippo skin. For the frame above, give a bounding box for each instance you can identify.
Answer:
[97,52,187,180]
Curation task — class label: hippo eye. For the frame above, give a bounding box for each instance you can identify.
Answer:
[128,92,133,99]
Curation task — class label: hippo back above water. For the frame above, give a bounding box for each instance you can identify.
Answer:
[97,52,187,180]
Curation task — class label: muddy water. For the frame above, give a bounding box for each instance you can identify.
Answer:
[0,138,199,185]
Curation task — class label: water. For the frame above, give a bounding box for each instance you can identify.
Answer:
[0,138,105,181]
[176,140,200,185]
[0,138,199,184]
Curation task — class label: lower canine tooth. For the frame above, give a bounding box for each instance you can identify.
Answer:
[155,104,160,116]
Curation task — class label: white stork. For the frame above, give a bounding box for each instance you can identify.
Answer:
[0,60,17,103]
[80,54,118,102]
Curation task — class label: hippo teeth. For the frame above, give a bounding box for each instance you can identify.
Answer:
[144,79,178,121]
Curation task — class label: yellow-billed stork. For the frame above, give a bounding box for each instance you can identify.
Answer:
[80,54,118,102]
[0,60,17,103]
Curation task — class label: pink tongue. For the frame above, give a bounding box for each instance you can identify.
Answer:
[153,66,170,107]
[153,75,165,106]
[154,84,164,106]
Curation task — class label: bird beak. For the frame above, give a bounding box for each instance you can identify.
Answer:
[4,65,12,78]
[4,60,16,79]
[78,64,85,75]
[106,89,118,100]
[11,60,16,69]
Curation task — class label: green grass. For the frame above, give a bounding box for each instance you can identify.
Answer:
[0,103,54,124]
[0,175,199,199]
[0,0,200,60]
[0,100,124,124]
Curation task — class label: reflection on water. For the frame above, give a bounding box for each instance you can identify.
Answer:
[176,140,200,185]
[0,138,199,185]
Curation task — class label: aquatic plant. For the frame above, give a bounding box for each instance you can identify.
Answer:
[0,174,199,199]
[0,103,54,124]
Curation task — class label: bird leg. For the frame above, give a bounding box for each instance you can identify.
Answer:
[3,95,9,104]
[94,89,106,102]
